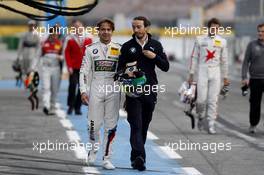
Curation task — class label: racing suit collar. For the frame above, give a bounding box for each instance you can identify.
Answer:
[99,40,112,57]
[207,34,218,39]
[99,40,111,46]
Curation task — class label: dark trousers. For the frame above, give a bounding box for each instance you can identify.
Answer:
[67,69,81,111]
[126,93,157,162]
[249,79,264,126]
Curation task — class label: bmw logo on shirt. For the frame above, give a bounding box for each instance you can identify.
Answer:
[130,47,136,53]
[93,48,98,54]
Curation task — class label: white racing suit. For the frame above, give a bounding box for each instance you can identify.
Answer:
[80,41,121,161]
[17,31,40,76]
[189,35,228,127]
[41,54,61,111]
[32,39,62,112]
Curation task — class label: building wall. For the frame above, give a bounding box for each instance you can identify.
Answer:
[235,0,264,37]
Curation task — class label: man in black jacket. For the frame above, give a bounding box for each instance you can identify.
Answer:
[117,16,169,171]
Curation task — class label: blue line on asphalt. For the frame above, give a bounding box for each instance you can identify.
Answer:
[58,80,182,175]
[0,80,183,175]
[0,80,24,89]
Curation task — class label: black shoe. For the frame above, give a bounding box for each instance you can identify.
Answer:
[67,107,73,115]
[43,107,49,115]
[131,160,136,169]
[75,109,82,115]
[131,156,146,171]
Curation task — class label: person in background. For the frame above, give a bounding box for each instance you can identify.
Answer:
[64,19,93,115]
[17,20,40,78]
[53,23,66,89]
[188,18,229,134]
[31,27,63,115]
[241,23,264,134]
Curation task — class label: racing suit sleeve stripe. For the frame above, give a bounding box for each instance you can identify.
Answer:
[154,43,169,72]
[241,42,252,80]
[220,41,228,78]
[79,48,92,95]
[189,40,199,74]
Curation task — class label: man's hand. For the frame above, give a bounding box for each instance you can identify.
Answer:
[68,67,73,75]
[241,79,249,86]
[127,72,135,77]
[188,74,194,84]
[81,92,89,105]
[142,50,156,59]
[223,78,230,86]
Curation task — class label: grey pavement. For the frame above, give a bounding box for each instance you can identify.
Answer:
[0,50,17,80]
[0,89,84,175]
[0,49,264,175]
[149,63,264,175]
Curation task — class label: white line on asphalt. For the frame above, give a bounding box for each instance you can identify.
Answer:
[257,143,264,148]
[0,166,11,171]
[154,146,182,159]
[231,144,245,147]
[147,131,159,140]
[55,102,61,109]
[0,132,5,139]
[182,167,203,175]
[216,122,264,148]
[173,100,185,109]
[119,109,127,118]
[173,99,264,148]
[216,122,257,143]
[66,130,81,142]
[173,167,203,175]
[59,119,73,129]
[55,109,66,118]
[152,146,168,159]
[55,103,91,174]
[74,145,88,160]
[82,167,100,174]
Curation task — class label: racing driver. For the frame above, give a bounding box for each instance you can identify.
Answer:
[79,18,121,170]
[188,18,229,134]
